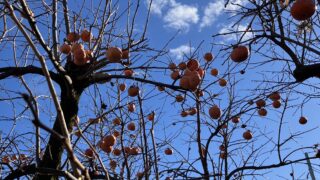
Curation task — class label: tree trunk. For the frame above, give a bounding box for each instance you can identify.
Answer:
[36,88,82,180]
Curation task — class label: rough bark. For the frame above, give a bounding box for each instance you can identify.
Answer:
[36,90,81,179]
[293,63,320,82]
[36,62,89,179]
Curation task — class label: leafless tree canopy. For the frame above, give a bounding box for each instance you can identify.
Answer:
[0,0,320,180]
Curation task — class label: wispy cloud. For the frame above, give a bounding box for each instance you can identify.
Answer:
[169,44,195,60]
[218,23,254,42]
[146,0,199,32]
[200,1,224,29]
[147,0,175,15]
[146,0,248,32]
[200,0,247,29]
[163,4,199,31]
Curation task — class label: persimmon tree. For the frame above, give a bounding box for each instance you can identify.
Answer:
[0,0,320,180]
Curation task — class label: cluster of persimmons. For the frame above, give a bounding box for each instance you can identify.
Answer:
[2,0,317,177]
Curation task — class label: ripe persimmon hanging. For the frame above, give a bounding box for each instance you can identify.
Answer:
[269,92,281,101]
[291,0,316,21]
[128,86,139,97]
[119,84,126,91]
[204,52,213,61]
[178,62,187,70]
[256,99,266,108]
[230,46,249,62]
[232,116,240,123]
[113,148,122,156]
[60,43,71,54]
[84,148,94,158]
[209,105,221,119]
[103,135,116,146]
[186,59,200,71]
[243,130,253,140]
[219,78,227,87]
[73,49,87,66]
[127,122,136,131]
[67,32,80,42]
[210,68,219,76]
[258,108,267,116]
[80,29,92,42]
[107,47,122,62]
[164,148,173,155]
[299,116,308,125]
[272,100,281,109]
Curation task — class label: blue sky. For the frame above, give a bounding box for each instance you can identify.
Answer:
[117,0,320,179]
[129,0,320,179]
[145,0,252,59]
[1,0,320,179]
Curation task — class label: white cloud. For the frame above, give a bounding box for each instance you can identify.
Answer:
[146,0,249,32]
[170,45,195,60]
[218,23,254,42]
[146,0,199,32]
[163,4,199,31]
[200,1,224,29]
[146,0,176,15]
[226,0,248,11]
[200,0,247,29]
